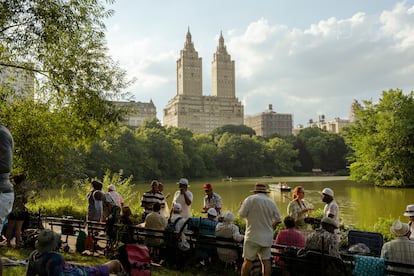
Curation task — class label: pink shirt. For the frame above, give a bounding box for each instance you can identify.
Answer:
[273,229,305,263]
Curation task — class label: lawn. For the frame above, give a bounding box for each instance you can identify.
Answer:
[2,247,238,275]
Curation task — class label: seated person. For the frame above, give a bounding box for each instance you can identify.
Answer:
[144,202,167,247]
[215,211,244,265]
[188,208,218,236]
[26,229,124,276]
[188,208,219,264]
[381,220,414,274]
[305,216,340,258]
[274,216,305,265]
[119,206,135,243]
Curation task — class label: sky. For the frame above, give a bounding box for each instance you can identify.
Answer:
[103,0,414,127]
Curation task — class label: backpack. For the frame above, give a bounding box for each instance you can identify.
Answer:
[164,217,182,247]
[118,244,151,276]
[75,230,87,253]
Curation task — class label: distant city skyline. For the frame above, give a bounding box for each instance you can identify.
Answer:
[103,0,414,126]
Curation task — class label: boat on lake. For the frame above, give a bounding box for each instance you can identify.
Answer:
[269,182,291,192]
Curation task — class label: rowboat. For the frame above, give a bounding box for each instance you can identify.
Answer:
[269,182,291,192]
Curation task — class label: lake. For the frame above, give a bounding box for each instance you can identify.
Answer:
[146,176,414,229]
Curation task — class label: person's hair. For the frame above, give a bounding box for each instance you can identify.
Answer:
[122,206,132,217]
[292,186,303,200]
[284,216,296,228]
[151,180,158,186]
[153,202,161,212]
[12,174,26,185]
[91,180,103,190]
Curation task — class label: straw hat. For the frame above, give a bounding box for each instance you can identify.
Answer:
[35,229,61,253]
[250,183,270,193]
[390,220,410,237]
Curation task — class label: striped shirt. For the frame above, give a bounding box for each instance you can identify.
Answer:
[141,191,164,214]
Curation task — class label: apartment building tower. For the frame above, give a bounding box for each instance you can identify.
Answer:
[163,29,244,134]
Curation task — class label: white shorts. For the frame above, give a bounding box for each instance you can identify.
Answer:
[242,240,271,261]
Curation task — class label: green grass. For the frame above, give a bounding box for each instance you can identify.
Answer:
[1,247,238,275]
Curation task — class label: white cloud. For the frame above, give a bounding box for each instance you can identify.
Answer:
[105,1,414,126]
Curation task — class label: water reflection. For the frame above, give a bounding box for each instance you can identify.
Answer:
[154,176,414,229]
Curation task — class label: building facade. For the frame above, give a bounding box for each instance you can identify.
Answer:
[0,65,35,99]
[245,104,293,137]
[163,30,244,134]
[111,100,156,128]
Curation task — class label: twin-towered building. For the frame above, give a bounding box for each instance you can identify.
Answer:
[163,29,244,134]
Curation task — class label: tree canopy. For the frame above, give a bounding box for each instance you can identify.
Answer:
[0,0,130,184]
[345,89,414,187]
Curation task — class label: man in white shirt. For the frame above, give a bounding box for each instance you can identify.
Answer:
[321,187,340,239]
[172,178,193,219]
[239,183,281,276]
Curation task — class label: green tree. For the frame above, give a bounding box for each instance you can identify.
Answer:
[0,0,130,184]
[263,137,299,176]
[216,134,265,176]
[345,89,414,186]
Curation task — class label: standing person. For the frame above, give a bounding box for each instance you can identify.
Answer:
[0,122,14,276]
[287,186,313,230]
[4,174,28,248]
[158,183,170,218]
[239,183,281,276]
[202,183,222,215]
[403,204,414,239]
[141,180,164,221]
[381,220,414,274]
[86,180,104,222]
[321,187,340,239]
[172,178,193,219]
[107,184,124,207]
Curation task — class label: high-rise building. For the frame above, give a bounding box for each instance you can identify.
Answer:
[245,104,293,137]
[163,30,244,134]
[111,100,156,128]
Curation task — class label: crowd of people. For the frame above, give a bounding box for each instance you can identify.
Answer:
[1,116,414,276]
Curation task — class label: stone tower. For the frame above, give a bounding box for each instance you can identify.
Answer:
[163,29,244,134]
[212,31,235,98]
[177,28,203,97]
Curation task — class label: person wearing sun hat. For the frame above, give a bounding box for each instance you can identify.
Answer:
[172,178,193,219]
[403,204,414,239]
[305,216,340,258]
[26,229,125,275]
[239,183,281,276]
[381,220,414,273]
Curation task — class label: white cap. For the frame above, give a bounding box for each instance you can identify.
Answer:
[177,178,189,186]
[108,184,116,191]
[321,188,334,197]
[207,208,217,217]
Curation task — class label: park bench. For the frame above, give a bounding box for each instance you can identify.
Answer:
[45,216,86,252]
[271,244,414,276]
